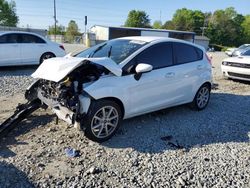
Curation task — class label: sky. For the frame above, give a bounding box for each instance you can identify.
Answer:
[7,0,250,32]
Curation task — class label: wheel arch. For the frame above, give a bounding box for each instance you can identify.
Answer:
[94,97,125,119]
[202,81,212,91]
[39,52,56,64]
[192,81,212,101]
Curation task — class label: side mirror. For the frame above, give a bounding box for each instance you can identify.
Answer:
[135,63,153,73]
[134,63,153,81]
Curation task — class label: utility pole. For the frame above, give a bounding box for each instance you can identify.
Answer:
[200,27,207,36]
[54,0,57,41]
[84,16,87,35]
[160,10,162,23]
[201,14,208,36]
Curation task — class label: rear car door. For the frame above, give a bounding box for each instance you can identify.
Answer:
[172,42,204,102]
[20,34,47,64]
[0,34,21,66]
[123,42,179,117]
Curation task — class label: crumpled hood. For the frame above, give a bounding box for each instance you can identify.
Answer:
[223,56,250,64]
[32,56,122,82]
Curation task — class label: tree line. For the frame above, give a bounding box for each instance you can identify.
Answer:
[48,20,81,43]
[1,0,249,47]
[124,8,250,47]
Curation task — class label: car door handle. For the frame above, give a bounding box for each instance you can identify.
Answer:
[165,72,175,78]
[197,65,203,70]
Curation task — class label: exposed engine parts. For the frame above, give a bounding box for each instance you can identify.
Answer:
[0,61,108,138]
[37,62,106,111]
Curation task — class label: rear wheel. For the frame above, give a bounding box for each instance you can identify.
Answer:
[40,52,55,64]
[83,100,122,142]
[190,83,210,110]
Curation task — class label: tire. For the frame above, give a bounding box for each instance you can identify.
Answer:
[83,99,122,142]
[190,83,211,111]
[40,52,55,64]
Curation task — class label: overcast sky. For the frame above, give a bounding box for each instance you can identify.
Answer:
[8,0,250,31]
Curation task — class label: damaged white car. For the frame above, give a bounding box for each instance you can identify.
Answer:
[22,36,212,142]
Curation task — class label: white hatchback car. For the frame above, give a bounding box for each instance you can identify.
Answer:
[0,31,66,66]
[221,56,250,81]
[26,36,212,142]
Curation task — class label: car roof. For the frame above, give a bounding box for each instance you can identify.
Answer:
[0,31,44,37]
[117,36,204,50]
[118,36,185,43]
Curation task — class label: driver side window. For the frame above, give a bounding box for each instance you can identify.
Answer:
[122,42,173,75]
[136,42,173,69]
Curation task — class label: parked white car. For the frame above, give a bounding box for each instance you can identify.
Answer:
[225,48,236,56]
[0,31,66,66]
[221,56,250,81]
[26,36,212,142]
[231,44,250,57]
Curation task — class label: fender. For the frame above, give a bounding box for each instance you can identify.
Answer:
[83,76,129,116]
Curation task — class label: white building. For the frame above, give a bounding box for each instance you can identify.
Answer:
[90,25,196,44]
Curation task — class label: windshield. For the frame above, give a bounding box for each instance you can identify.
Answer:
[241,47,250,56]
[238,44,249,50]
[76,39,147,64]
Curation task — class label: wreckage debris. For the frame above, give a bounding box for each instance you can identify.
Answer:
[65,147,80,158]
[0,99,41,139]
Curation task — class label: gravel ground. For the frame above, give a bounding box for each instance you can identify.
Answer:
[0,52,249,187]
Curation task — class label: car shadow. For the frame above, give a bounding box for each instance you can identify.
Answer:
[103,92,250,153]
[0,161,34,187]
[0,114,55,158]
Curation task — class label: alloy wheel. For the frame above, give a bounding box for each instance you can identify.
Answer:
[196,87,210,109]
[91,106,119,139]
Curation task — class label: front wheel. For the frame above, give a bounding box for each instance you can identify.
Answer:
[83,100,122,142]
[190,84,211,110]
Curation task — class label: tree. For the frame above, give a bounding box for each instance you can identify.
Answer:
[190,10,206,35]
[162,20,175,30]
[171,8,193,31]
[205,7,244,46]
[168,8,205,34]
[48,24,65,35]
[152,20,162,29]
[65,20,80,43]
[124,10,151,28]
[0,0,18,27]
[242,15,250,43]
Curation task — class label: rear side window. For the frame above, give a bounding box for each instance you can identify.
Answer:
[0,35,7,43]
[21,34,46,43]
[173,43,203,64]
[0,34,19,43]
[136,42,173,69]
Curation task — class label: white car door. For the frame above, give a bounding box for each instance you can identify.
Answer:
[0,34,21,66]
[171,42,206,102]
[20,34,47,65]
[123,42,181,117]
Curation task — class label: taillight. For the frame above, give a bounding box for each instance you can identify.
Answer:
[59,45,65,51]
[205,53,212,65]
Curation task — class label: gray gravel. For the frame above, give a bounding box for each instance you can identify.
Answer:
[0,52,250,187]
[0,67,35,97]
[0,161,34,188]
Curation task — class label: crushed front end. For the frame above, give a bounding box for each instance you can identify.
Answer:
[25,61,106,128]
